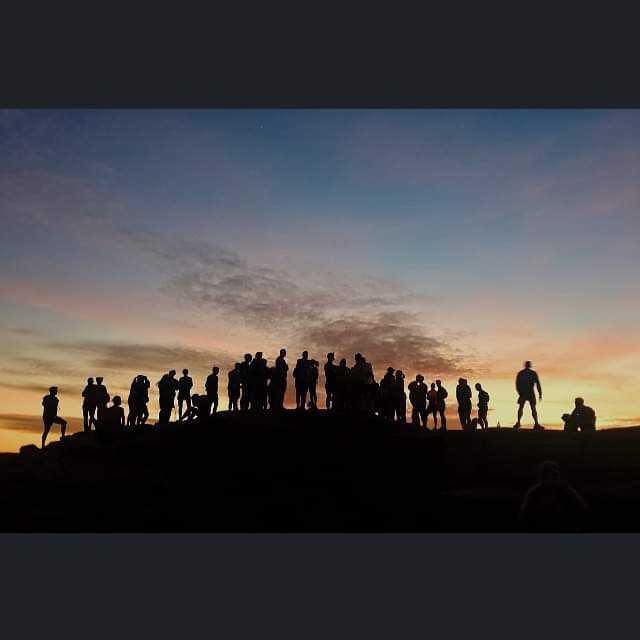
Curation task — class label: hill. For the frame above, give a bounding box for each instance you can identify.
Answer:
[1,410,640,531]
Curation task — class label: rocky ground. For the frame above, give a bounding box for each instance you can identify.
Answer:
[1,410,639,531]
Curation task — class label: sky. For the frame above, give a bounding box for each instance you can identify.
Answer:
[1,109,639,450]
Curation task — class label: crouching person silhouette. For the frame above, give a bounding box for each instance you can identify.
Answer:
[42,386,67,449]
[562,397,596,433]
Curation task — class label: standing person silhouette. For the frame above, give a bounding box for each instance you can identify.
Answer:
[293,351,311,410]
[393,370,406,423]
[334,358,350,412]
[308,360,319,409]
[126,376,139,427]
[177,369,193,421]
[380,367,396,421]
[435,380,448,431]
[271,349,288,411]
[456,378,472,430]
[94,377,109,425]
[324,353,338,410]
[239,354,253,410]
[408,375,429,428]
[158,370,179,425]
[204,366,220,417]
[514,361,543,430]
[136,375,150,425]
[426,382,439,430]
[228,363,241,411]
[42,386,67,448]
[250,352,268,411]
[475,383,490,430]
[81,377,97,431]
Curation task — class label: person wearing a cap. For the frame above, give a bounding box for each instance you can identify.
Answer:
[41,386,67,448]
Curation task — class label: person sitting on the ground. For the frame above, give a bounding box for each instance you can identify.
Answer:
[475,382,490,430]
[181,394,201,422]
[519,460,588,532]
[561,397,596,433]
[105,395,125,429]
[42,386,67,449]
[408,375,429,428]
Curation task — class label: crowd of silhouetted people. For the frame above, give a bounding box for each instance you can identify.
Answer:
[40,355,597,447]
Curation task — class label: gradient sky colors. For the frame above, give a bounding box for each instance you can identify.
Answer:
[1,109,639,450]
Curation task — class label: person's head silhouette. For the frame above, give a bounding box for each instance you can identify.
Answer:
[387,367,394,374]
[395,370,404,380]
[575,397,584,407]
[112,395,122,406]
[339,358,347,367]
[87,377,94,384]
[416,374,424,382]
[235,362,241,370]
[96,376,104,385]
[169,369,176,378]
[524,360,532,369]
[327,352,335,362]
[475,382,482,391]
[213,366,219,375]
[182,368,188,376]
[49,386,58,396]
[244,353,252,363]
[280,348,286,357]
[436,379,442,387]
[431,382,436,390]
[458,377,466,385]
[302,351,308,360]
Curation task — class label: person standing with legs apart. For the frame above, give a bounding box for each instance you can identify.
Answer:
[205,366,219,417]
[228,363,241,411]
[42,386,67,449]
[426,382,439,430]
[178,369,193,421]
[514,361,543,431]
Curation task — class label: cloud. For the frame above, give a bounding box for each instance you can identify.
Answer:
[0,413,83,434]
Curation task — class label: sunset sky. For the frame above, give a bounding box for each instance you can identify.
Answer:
[1,109,639,450]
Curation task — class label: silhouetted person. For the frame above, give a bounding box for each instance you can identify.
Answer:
[393,370,406,423]
[127,375,149,427]
[270,349,288,411]
[105,395,125,430]
[42,386,67,448]
[334,358,351,412]
[380,367,396,421]
[519,461,588,532]
[182,394,201,422]
[475,382,490,430]
[228,363,241,411]
[204,366,220,417]
[239,353,253,410]
[250,352,268,410]
[178,369,193,421]
[408,375,429,428]
[308,360,319,410]
[351,353,375,413]
[456,378,472,430]
[293,351,312,410]
[562,397,596,433]
[158,369,178,425]
[435,380,448,431]
[514,360,543,430]
[324,353,338,410]
[81,377,97,431]
[94,377,109,424]
[426,382,439,430]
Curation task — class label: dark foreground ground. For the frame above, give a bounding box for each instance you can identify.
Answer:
[2,410,640,531]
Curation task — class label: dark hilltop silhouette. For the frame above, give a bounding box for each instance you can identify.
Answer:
[6,353,635,532]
